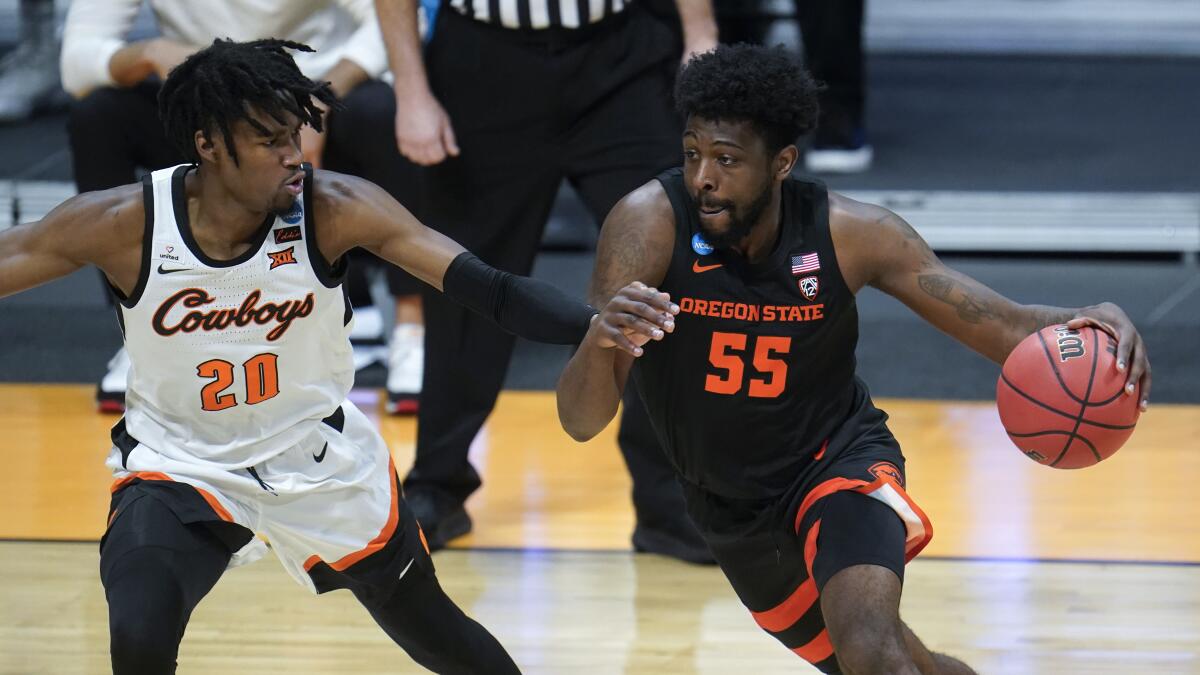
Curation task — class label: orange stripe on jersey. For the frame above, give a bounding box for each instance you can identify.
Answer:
[307,458,401,572]
[109,471,234,522]
[751,577,818,633]
[793,473,933,562]
[793,477,867,534]
[803,519,822,579]
[793,629,835,663]
[110,471,171,493]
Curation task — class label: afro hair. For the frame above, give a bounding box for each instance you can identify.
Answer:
[674,43,820,153]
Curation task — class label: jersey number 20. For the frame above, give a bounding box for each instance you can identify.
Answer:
[197,353,280,411]
[704,332,791,398]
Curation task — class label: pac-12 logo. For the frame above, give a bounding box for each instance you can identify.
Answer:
[1053,325,1085,362]
[280,200,303,224]
[691,233,714,256]
[798,276,819,301]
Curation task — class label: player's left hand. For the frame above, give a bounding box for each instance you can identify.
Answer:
[1067,302,1151,411]
[588,282,679,357]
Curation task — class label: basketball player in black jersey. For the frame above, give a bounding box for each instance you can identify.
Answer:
[557,44,1151,674]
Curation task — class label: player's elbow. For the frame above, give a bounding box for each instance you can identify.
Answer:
[563,423,599,444]
[555,388,612,442]
[556,405,603,443]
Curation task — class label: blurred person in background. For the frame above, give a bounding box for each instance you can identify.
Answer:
[0,0,65,123]
[717,0,871,172]
[374,0,720,562]
[60,0,428,413]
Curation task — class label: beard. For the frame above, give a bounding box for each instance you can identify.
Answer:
[696,180,773,249]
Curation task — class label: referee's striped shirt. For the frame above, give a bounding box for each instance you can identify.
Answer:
[448,0,630,30]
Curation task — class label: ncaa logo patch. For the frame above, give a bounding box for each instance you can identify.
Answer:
[281,200,303,225]
[798,275,819,301]
[691,233,714,256]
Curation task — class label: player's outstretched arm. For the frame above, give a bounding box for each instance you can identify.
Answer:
[557,181,678,442]
[830,193,1150,410]
[0,186,143,300]
[313,170,600,344]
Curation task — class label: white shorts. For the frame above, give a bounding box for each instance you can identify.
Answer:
[106,400,430,598]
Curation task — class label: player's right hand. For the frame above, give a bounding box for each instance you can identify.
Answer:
[394,91,460,166]
[588,282,678,357]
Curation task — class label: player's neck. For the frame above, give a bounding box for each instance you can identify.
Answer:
[730,188,783,263]
[185,167,273,251]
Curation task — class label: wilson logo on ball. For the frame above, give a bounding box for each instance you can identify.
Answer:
[1053,325,1085,362]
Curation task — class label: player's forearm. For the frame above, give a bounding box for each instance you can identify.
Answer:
[442,253,596,345]
[318,58,370,99]
[556,339,624,442]
[673,0,718,53]
[375,0,431,98]
[1000,303,1081,356]
[107,40,158,88]
[906,267,1077,364]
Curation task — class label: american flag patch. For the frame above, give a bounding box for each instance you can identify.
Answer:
[791,252,820,275]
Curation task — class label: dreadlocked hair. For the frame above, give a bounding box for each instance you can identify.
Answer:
[158,38,341,165]
[675,43,820,153]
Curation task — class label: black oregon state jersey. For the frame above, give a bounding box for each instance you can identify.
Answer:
[633,168,884,500]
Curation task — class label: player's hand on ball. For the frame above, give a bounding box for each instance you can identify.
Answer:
[589,282,679,357]
[1066,302,1151,410]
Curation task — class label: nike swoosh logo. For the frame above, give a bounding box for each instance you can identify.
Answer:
[692,260,723,273]
[313,442,328,463]
[398,558,415,581]
[157,264,190,274]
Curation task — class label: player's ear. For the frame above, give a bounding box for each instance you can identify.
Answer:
[774,145,798,179]
[194,129,219,163]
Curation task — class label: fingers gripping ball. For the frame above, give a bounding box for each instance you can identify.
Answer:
[997,325,1140,469]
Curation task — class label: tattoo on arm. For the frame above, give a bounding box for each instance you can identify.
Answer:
[917,273,1003,323]
[1021,305,1076,333]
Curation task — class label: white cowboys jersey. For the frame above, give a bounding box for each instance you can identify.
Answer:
[113,164,354,469]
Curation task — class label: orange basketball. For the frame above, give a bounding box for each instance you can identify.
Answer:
[996,324,1140,469]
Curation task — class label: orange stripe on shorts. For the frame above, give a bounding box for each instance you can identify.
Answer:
[109,471,234,522]
[304,458,401,572]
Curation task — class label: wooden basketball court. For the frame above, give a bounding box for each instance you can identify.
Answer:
[2,384,1198,673]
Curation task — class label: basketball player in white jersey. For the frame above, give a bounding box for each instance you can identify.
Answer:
[0,39,674,673]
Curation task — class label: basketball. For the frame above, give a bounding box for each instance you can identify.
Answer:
[996,324,1141,469]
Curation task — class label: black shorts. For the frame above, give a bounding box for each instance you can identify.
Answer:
[683,444,933,673]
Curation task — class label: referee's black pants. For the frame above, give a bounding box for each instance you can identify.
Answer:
[410,5,687,530]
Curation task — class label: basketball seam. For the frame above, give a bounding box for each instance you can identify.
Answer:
[1051,327,1101,467]
[998,374,1136,430]
[1006,430,1074,438]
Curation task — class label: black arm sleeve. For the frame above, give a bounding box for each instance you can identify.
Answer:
[441,252,596,344]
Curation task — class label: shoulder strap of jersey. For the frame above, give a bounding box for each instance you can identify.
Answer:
[109,174,157,311]
[653,167,694,245]
[301,164,348,289]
